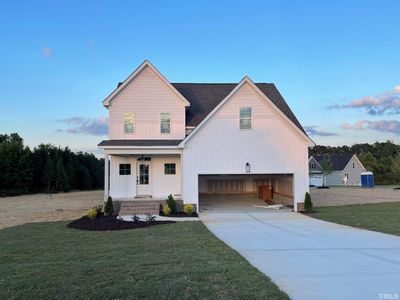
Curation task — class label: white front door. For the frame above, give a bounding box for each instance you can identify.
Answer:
[137,160,151,195]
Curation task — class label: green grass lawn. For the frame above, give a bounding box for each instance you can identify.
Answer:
[0,221,288,300]
[311,202,400,236]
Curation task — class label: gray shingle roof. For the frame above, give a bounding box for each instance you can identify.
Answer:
[313,154,354,171]
[172,83,305,133]
[98,140,182,147]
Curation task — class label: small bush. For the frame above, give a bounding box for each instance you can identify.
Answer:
[104,196,114,216]
[94,204,102,215]
[166,194,177,214]
[131,215,140,223]
[87,208,97,220]
[145,214,156,224]
[162,203,171,216]
[304,192,313,212]
[183,204,194,216]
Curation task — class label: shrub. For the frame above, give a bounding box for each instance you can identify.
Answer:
[104,196,114,216]
[131,215,140,223]
[165,194,177,214]
[87,207,97,220]
[94,204,102,215]
[145,213,156,224]
[304,192,313,212]
[183,204,194,216]
[162,203,171,216]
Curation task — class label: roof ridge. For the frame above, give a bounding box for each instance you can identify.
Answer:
[171,82,274,85]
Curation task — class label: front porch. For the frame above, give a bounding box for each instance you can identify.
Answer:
[103,148,182,202]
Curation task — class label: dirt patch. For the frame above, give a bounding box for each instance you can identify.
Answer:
[67,215,175,231]
[310,186,400,207]
[0,191,104,229]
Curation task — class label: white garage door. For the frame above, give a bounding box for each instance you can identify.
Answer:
[310,174,323,186]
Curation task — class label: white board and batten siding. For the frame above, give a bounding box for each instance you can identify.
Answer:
[109,155,181,200]
[151,156,181,198]
[109,156,137,199]
[108,66,186,140]
[182,82,309,210]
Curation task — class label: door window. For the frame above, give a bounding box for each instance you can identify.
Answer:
[139,164,149,185]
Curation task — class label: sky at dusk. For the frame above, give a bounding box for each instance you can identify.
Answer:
[1,0,399,155]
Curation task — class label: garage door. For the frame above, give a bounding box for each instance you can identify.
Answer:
[310,174,323,186]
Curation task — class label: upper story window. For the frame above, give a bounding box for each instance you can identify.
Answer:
[124,113,135,134]
[160,113,170,134]
[310,163,315,169]
[352,162,355,168]
[240,107,252,129]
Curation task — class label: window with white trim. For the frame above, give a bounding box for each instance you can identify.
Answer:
[164,163,176,175]
[119,164,131,175]
[124,113,135,133]
[160,113,170,134]
[240,107,252,129]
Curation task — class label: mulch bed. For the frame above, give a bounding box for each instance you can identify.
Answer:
[300,211,318,215]
[159,212,199,218]
[67,215,175,231]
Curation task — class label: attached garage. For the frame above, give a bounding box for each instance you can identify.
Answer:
[198,174,294,210]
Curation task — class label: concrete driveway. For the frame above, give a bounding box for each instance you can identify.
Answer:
[201,210,400,300]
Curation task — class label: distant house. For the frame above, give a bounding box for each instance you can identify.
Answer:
[308,154,366,186]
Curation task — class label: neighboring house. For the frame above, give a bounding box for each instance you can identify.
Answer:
[98,60,315,211]
[308,154,366,186]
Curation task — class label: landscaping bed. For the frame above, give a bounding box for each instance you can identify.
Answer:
[159,211,199,218]
[67,215,174,231]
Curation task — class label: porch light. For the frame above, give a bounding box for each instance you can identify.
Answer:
[246,162,250,173]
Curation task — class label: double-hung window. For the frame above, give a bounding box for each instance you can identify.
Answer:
[240,107,252,129]
[124,113,135,133]
[160,113,170,134]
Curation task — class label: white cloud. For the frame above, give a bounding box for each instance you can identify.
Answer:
[328,85,400,115]
[341,119,400,135]
[304,126,338,136]
[57,117,108,136]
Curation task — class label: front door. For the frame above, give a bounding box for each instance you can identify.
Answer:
[137,158,151,196]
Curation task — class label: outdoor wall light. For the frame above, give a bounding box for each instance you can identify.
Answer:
[246,162,250,173]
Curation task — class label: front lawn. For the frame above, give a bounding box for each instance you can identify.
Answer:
[311,202,400,236]
[0,221,288,300]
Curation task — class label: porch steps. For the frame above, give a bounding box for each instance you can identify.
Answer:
[119,200,161,215]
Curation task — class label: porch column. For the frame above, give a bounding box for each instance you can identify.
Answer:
[104,153,109,201]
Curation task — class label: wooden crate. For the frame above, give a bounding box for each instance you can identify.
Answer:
[258,185,273,201]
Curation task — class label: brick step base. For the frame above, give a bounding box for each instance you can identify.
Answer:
[119,200,161,215]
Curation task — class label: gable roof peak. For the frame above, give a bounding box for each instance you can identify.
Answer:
[102,60,190,107]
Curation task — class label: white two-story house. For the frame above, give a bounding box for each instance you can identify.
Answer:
[98,60,315,212]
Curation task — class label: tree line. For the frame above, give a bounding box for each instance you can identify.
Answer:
[310,141,400,185]
[0,133,104,197]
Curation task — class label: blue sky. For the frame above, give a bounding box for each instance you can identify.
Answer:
[1,0,399,154]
